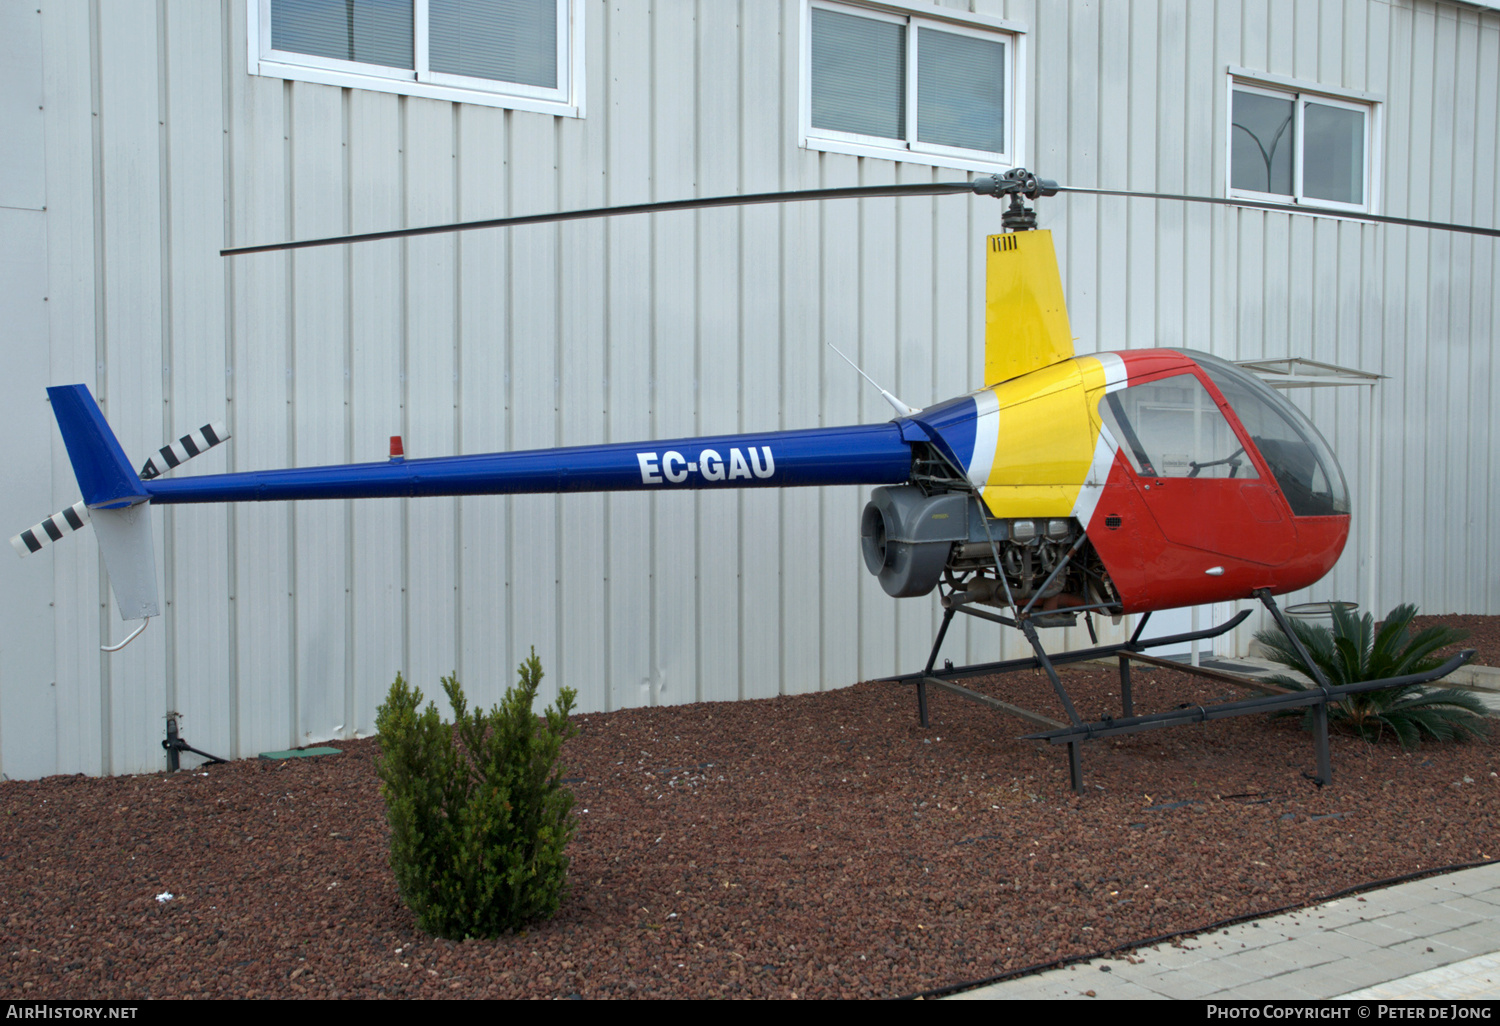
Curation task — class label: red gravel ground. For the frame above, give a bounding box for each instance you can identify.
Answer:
[1410,613,1500,669]
[0,626,1495,999]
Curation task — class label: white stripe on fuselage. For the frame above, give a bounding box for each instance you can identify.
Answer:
[1072,354,1130,526]
[966,389,1001,490]
[1073,422,1121,528]
[1095,352,1129,394]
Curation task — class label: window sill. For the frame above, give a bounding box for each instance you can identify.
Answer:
[801,132,1018,174]
[1227,189,1375,219]
[252,59,582,118]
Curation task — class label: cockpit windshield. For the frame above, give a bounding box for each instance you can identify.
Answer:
[1185,351,1350,517]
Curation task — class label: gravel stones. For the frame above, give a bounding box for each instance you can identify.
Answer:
[0,644,1495,999]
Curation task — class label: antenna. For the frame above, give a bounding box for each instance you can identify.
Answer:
[827,344,920,418]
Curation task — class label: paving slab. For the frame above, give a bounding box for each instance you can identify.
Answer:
[1338,952,1500,1000]
[1287,929,1381,960]
[1270,960,1398,996]
[1136,968,1228,1000]
[1336,917,1427,947]
[1440,895,1500,917]
[1399,902,1491,931]
[1208,976,1321,1000]
[1424,926,1500,957]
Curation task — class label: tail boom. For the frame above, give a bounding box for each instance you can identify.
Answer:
[142,423,914,505]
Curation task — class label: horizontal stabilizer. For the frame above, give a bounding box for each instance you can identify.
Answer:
[11,501,90,558]
[139,422,230,480]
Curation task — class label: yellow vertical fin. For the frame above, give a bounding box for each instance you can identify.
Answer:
[984,229,1075,387]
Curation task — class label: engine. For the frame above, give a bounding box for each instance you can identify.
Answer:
[860,485,1117,616]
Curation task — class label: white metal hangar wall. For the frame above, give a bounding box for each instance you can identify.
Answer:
[1,0,1497,779]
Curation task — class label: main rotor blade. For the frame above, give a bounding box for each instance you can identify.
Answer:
[221,181,978,256]
[1055,185,1500,238]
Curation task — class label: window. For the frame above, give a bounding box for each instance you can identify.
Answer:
[1228,73,1377,214]
[250,0,584,117]
[1099,375,1257,481]
[1194,354,1349,517]
[802,1,1024,172]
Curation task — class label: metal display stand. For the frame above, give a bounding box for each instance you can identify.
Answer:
[885,588,1474,794]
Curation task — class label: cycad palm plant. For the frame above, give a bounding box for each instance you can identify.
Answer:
[1254,603,1490,750]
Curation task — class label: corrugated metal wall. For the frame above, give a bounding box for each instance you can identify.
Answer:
[2,0,1496,778]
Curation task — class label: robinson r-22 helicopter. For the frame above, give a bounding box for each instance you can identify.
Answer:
[15,169,1488,791]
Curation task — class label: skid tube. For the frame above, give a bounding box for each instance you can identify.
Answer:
[1022,649,1477,747]
[878,600,1251,793]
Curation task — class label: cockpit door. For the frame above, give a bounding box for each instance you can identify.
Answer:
[1097,371,1297,565]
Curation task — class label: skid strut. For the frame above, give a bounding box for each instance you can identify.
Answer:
[882,591,1475,795]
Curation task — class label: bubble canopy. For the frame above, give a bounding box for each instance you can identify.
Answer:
[1183,350,1351,517]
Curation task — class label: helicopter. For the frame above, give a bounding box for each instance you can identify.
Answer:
[15,168,1488,791]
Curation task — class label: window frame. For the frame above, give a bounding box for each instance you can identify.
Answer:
[1226,69,1381,216]
[799,0,1027,173]
[248,0,586,118]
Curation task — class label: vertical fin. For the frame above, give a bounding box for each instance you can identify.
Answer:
[984,229,1075,386]
[46,385,149,508]
[46,384,158,620]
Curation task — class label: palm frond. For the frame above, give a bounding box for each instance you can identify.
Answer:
[1376,711,1420,750]
[1390,625,1471,677]
[1256,604,1485,751]
[1369,603,1419,671]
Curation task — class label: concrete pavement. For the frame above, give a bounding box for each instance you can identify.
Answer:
[950,862,1500,1000]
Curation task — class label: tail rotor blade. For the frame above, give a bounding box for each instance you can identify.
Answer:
[11,501,90,558]
[139,421,230,480]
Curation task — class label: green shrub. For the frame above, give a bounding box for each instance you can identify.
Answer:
[374,651,579,939]
[1255,603,1491,750]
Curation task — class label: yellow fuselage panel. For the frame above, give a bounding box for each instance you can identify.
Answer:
[975,355,1114,519]
[984,230,1075,387]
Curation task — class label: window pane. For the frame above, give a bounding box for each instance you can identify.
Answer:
[1099,375,1256,480]
[916,27,1004,152]
[430,0,558,87]
[811,8,905,141]
[1231,90,1294,195]
[1302,102,1364,205]
[1194,354,1349,516]
[272,0,414,69]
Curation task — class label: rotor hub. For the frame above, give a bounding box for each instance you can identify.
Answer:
[972,167,1057,232]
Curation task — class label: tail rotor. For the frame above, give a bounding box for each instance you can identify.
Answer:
[12,387,230,649]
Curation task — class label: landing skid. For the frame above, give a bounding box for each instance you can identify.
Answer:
[882,589,1476,794]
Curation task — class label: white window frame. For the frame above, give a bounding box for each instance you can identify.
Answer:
[1226,69,1381,216]
[249,0,586,118]
[800,0,1026,173]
